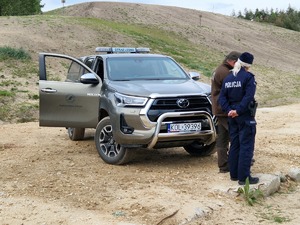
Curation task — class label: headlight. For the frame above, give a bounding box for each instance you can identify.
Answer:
[114,93,148,107]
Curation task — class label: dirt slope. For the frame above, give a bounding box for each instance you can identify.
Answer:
[63,2,300,73]
[1,103,299,224]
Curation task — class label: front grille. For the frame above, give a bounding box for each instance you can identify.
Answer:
[147,96,212,122]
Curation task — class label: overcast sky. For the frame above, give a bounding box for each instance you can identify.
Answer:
[41,0,300,16]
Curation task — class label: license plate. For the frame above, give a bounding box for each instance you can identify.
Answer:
[168,122,201,133]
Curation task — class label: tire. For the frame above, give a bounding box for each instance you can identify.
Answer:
[67,127,85,141]
[184,141,216,157]
[94,116,133,165]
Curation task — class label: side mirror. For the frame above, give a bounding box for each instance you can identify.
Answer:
[80,73,99,84]
[189,71,200,81]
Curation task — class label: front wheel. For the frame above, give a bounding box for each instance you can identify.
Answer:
[94,116,133,165]
[184,141,216,157]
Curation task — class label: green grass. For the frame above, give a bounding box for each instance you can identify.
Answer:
[0,90,15,97]
[0,46,31,61]
[28,93,39,100]
[260,205,291,223]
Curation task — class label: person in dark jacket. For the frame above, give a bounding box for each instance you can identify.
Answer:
[211,51,241,173]
[218,52,259,185]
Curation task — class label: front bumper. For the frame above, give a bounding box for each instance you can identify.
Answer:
[112,107,216,149]
[147,110,216,149]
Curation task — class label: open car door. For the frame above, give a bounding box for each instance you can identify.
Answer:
[39,53,102,128]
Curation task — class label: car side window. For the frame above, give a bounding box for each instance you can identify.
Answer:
[66,61,84,82]
[85,58,94,69]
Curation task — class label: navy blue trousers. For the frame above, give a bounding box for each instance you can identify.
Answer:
[228,114,256,181]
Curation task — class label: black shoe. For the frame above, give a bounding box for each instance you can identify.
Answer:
[230,177,238,181]
[238,177,259,185]
[219,168,229,173]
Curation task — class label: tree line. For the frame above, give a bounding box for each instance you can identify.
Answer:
[232,5,300,32]
[0,0,44,16]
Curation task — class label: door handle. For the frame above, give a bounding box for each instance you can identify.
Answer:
[41,88,57,93]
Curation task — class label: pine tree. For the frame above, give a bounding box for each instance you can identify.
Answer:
[0,0,43,16]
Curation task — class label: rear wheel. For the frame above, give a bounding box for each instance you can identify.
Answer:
[67,127,85,141]
[184,141,216,156]
[95,116,133,165]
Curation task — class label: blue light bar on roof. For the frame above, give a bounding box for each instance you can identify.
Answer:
[95,47,150,53]
[112,47,136,53]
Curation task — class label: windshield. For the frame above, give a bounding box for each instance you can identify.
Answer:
[107,57,188,81]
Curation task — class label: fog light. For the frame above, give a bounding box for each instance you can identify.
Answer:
[120,114,134,134]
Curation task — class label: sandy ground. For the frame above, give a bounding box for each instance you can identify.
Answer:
[0,103,299,225]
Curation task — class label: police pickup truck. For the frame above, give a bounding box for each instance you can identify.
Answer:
[39,47,216,164]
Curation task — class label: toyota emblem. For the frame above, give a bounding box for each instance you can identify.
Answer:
[176,98,189,108]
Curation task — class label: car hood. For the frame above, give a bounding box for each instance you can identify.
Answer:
[107,79,211,97]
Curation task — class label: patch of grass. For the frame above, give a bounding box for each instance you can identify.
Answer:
[273,216,290,223]
[0,90,15,97]
[237,177,264,206]
[260,206,291,223]
[28,94,39,100]
[0,46,31,61]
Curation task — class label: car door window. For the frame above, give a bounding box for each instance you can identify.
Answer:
[85,58,94,69]
[66,61,84,82]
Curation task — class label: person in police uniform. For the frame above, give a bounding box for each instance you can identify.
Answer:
[211,51,241,173]
[218,52,259,185]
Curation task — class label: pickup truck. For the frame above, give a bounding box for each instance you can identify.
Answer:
[39,47,217,164]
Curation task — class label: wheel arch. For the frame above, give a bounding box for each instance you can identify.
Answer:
[99,108,109,122]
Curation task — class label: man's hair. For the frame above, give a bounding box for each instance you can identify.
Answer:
[224,51,241,61]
